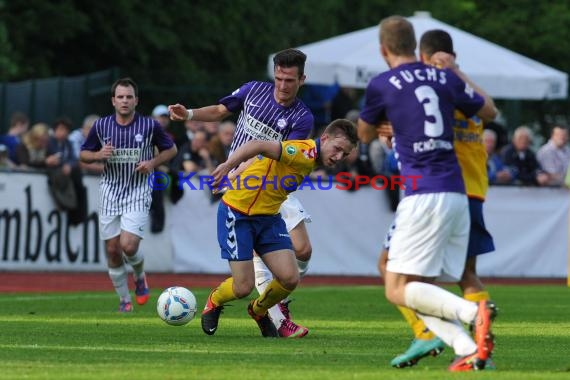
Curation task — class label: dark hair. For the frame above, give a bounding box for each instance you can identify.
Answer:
[53,116,73,131]
[379,16,416,56]
[322,119,359,146]
[273,48,307,77]
[420,29,455,58]
[551,124,569,135]
[111,77,138,97]
[10,111,29,127]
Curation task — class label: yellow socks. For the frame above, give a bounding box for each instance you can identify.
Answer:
[252,279,292,316]
[397,305,436,340]
[464,291,490,303]
[210,277,237,306]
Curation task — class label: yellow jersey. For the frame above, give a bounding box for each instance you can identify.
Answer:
[222,139,319,215]
[453,110,488,200]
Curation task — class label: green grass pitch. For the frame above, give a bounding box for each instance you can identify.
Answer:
[0,285,569,379]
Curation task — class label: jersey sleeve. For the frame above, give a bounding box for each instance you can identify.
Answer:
[80,121,102,152]
[446,69,485,118]
[286,112,314,140]
[359,78,387,125]
[218,82,255,113]
[278,140,316,175]
[151,120,175,151]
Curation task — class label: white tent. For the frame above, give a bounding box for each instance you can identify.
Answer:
[267,12,568,100]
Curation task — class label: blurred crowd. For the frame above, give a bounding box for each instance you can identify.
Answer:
[1,94,569,225]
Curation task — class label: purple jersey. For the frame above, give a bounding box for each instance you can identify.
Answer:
[360,62,484,196]
[219,81,313,154]
[81,113,174,215]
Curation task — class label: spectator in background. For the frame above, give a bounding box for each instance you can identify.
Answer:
[0,144,16,170]
[208,120,235,166]
[330,87,358,121]
[185,119,205,142]
[300,83,339,134]
[501,126,549,186]
[46,117,87,224]
[69,114,103,174]
[15,122,50,169]
[483,129,513,185]
[153,104,188,148]
[174,130,214,174]
[484,120,508,153]
[203,121,220,140]
[0,111,30,162]
[536,125,570,187]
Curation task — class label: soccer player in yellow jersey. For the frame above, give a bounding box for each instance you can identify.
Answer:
[377,30,498,370]
[200,119,358,337]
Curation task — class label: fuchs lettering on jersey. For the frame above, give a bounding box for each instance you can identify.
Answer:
[107,148,141,163]
[389,67,447,90]
[413,138,453,153]
[244,115,283,141]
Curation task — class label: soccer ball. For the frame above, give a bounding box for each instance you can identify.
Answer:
[156,286,197,326]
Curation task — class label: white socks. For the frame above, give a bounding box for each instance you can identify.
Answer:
[125,251,145,280]
[404,281,480,356]
[417,313,477,356]
[297,259,309,276]
[108,265,130,301]
[404,281,478,323]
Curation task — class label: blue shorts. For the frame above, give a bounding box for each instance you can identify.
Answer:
[217,202,293,261]
[467,198,495,257]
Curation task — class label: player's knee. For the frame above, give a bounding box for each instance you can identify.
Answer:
[233,280,254,298]
[105,242,122,265]
[278,271,300,291]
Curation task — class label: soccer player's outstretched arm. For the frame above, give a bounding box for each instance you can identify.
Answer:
[211,140,281,187]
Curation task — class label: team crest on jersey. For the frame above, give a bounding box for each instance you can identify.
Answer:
[302,147,317,160]
[134,133,143,143]
[286,145,297,155]
[277,118,287,129]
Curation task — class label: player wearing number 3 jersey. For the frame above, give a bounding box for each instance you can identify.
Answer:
[357,16,498,372]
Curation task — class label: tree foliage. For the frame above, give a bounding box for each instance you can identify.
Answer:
[1,0,569,126]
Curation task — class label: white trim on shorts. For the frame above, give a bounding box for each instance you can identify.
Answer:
[279,195,312,232]
[99,212,149,241]
[386,192,469,281]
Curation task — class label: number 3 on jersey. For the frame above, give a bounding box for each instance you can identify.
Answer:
[415,85,443,137]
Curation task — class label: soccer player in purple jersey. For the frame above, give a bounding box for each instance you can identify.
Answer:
[169,48,314,338]
[357,16,498,372]
[80,78,177,313]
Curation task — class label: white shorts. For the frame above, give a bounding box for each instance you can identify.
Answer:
[386,192,469,281]
[279,195,312,232]
[99,212,149,241]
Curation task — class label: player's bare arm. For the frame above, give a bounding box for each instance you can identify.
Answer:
[168,103,232,122]
[357,118,380,144]
[80,142,114,163]
[431,51,498,122]
[211,140,281,187]
[135,145,177,174]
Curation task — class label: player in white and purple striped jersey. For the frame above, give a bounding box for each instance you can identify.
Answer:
[80,78,177,313]
[169,48,314,337]
[358,17,498,371]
